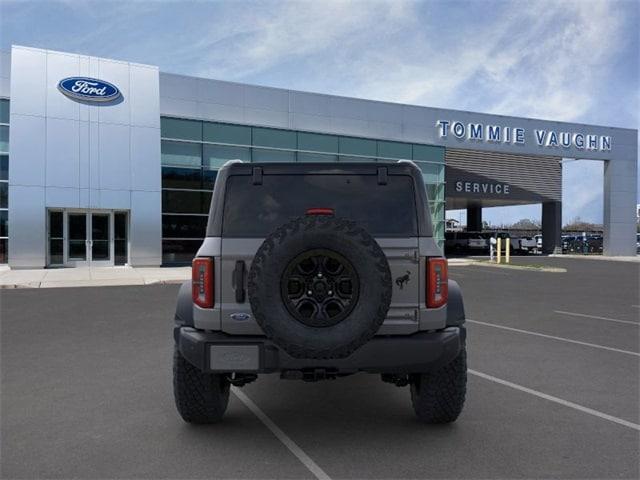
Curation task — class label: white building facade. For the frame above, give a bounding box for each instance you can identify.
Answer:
[0,45,637,268]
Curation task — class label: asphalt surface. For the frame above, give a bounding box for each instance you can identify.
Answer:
[1,257,639,479]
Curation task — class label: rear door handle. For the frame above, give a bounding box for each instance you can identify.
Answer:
[232,260,246,303]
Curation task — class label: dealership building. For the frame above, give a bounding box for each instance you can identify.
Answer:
[0,45,637,268]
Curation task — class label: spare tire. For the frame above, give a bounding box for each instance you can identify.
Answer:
[248,215,392,359]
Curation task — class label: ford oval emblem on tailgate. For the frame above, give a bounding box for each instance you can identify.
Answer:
[230,312,251,321]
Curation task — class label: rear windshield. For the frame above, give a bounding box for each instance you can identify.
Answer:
[222,174,418,237]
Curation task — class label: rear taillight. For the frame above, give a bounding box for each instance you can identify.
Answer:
[427,257,448,308]
[192,257,214,308]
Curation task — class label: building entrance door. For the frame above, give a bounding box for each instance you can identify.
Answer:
[47,210,129,267]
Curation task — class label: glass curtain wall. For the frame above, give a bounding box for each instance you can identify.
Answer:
[0,99,9,264]
[161,117,446,264]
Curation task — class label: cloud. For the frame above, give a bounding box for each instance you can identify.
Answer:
[1,0,636,222]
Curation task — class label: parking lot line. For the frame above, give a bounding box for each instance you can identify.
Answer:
[232,387,331,480]
[467,319,640,357]
[469,369,640,431]
[554,310,639,326]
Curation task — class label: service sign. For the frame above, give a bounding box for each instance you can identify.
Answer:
[58,77,121,102]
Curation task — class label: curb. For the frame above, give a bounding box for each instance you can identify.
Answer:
[0,278,188,289]
[469,261,566,273]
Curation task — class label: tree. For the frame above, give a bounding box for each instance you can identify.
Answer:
[509,218,540,230]
[563,216,602,232]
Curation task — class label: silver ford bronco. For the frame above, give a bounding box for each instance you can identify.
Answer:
[173,160,467,423]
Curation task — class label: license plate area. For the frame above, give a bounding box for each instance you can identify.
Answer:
[209,345,260,371]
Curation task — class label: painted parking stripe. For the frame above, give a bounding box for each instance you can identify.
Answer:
[469,369,640,432]
[467,319,640,357]
[232,387,331,480]
[554,310,639,326]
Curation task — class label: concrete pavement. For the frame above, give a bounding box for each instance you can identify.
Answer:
[0,265,190,289]
[1,257,638,479]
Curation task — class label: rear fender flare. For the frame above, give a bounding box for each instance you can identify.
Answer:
[446,279,465,327]
[174,280,194,328]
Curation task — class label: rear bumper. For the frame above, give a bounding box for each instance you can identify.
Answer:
[174,326,465,374]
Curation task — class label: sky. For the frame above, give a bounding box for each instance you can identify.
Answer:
[1,0,638,226]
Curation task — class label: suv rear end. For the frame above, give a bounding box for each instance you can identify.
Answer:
[173,161,467,424]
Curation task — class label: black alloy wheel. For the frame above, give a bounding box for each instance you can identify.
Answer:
[281,249,359,327]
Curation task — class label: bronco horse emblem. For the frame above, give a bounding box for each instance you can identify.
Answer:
[395,270,411,290]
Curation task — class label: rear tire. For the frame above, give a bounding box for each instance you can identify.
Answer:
[173,345,230,424]
[410,345,467,423]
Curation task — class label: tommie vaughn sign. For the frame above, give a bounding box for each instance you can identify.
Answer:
[58,77,121,102]
[436,120,612,152]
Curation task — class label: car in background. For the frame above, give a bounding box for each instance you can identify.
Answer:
[518,236,537,254]
[445,231,488,255]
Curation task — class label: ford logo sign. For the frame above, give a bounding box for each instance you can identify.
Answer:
[57,77,121,102]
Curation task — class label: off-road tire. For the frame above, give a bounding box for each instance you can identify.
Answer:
[173,345,230,424]
[248,215,392,360]
[410,345,467,423]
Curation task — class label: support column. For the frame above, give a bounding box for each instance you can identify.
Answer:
[542,201,562,254]
[466,205,482,232]
[603,156,637,256]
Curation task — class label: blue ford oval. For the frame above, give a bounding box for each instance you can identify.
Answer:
[58,77,121,102]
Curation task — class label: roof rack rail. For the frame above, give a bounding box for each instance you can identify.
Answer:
[397,159,419,168]
[221,159,245,168]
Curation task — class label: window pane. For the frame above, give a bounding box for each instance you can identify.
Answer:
[223,174,417,236]
[0,99,9,124]
[297,152,338,163]
[425,183,444,202]
[252,148,296,163]
[414,161,443,183]
[339,137,376,156]
[338,155,376,163]
[252,127,296,149]
[0,210,7,237]
[92,240,110,260]
[429,201,445,222]
[162,166,202,189]
[203,191,212,213]
[202,169,218,190]
[69,241,86,259]
[162,190,206,214]
[0,155,7,180]
[68,214,86,240]
[0,182,7,208]
[114,213,127,240]
[0,126,8,154]
[161,140,201,167]
[49,239,63,265]
[161,117,201,141]
[162,214,207,238]
[203,144,250,169]
[162,239,202,265]
[91,214,109,242]
[413,144,444,163]
[298,132,338,153]
[115,240,127,265]
[49,211,63,238]
[0,238,7,263]
[377,140,411,159]
[203,122,251,145]
[114,212,128,265]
